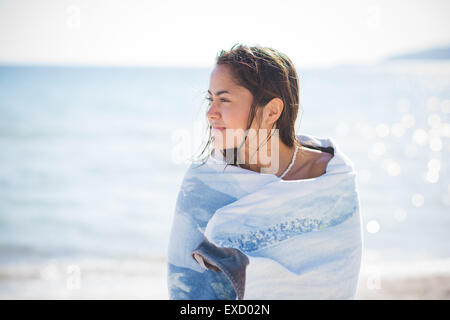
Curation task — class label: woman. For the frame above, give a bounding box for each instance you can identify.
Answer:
[167,44,362,300]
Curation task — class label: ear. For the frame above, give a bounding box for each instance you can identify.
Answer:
[262,97,284,127]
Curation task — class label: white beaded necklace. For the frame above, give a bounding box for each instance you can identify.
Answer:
[279,145,299,179]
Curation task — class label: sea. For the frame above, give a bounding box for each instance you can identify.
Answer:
[0,60,449,298]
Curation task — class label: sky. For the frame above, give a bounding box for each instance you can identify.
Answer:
[0,0,449,68]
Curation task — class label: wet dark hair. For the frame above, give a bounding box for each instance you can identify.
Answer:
[191,43,303,171]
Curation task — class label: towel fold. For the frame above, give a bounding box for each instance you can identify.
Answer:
[191,236,249,300]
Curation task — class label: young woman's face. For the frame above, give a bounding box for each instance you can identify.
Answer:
[206,64,254,149]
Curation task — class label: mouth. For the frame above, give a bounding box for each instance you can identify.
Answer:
[212,126,226,131]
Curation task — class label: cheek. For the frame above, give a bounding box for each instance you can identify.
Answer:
[223,107,249,129]
[211,108,249,149]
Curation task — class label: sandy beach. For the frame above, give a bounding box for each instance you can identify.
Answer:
[2,256,450,300]
[356,273,450,299]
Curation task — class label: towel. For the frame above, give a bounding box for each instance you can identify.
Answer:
[167,133,363,300]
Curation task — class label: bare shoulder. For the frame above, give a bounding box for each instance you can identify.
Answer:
[316,151,334,165]
[312,150,334,174]
[284,147,334,180]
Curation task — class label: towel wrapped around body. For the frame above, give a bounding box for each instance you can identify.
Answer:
[167,133,363,300]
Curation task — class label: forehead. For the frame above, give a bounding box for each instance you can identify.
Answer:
[209,64,239,93]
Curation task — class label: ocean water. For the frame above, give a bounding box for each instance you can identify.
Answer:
[0,61,449,298]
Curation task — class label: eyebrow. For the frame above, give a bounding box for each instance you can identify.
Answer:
[207,90,231,96]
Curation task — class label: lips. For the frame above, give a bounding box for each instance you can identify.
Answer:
[212,126,226,130]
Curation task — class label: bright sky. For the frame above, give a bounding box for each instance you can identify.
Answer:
[0,0,449,68]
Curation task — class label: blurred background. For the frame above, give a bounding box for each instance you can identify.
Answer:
[0,0,449,299]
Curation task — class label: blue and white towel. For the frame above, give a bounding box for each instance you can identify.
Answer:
[167,133,363,299]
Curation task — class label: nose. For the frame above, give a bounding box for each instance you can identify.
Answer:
[206,101,221,122]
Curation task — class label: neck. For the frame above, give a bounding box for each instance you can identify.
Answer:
[236,134,297,176]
